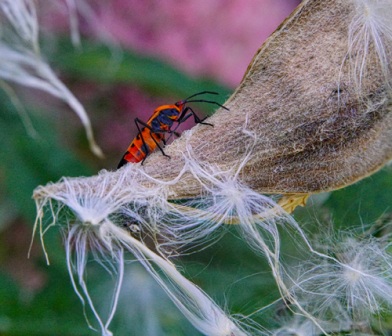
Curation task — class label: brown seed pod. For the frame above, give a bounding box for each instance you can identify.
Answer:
[141,0,392,202]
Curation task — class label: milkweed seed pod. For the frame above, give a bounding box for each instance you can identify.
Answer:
[30,2,392,334]
[33,0,392,212]
[140,0,392,202]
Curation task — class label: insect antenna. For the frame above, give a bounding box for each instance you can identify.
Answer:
[184,99,229,110]
[183,91,219,101]
[181,91,229,110]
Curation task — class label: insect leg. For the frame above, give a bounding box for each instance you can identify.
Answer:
[165,128,182,143]
[166,107,212,143]
[177,107,213,126]
[134,118,151,164]
[135,118,170,164]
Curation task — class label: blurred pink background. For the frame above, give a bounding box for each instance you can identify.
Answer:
[86,0,300,86]
[44,0,300,86]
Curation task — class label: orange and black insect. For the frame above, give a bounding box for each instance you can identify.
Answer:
[117,91,228,168]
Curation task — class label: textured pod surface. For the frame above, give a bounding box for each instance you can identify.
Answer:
[141,0,392,198]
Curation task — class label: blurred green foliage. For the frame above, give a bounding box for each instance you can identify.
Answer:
[0,39,391,335]
[51,39,232,102]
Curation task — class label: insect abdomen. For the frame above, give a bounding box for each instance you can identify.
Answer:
[117,131,164,167]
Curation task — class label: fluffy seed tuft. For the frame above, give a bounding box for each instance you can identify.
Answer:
[348,0,392,93]
[290,234,392,329]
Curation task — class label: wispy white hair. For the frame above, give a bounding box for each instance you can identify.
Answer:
[0,0,102,157]
[348,0,392,92]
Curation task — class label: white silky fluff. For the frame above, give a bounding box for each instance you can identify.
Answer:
[114,225,249,336]
[33,158,252,335]
[0,0,103,157]
[65,222,123,336]
[32,105,392,335]
[63,217,249,336]
[289,234,392,332]
[348,0,392,92]
[32,131,328,335]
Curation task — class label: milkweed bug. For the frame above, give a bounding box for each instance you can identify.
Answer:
[117,91,228,168]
